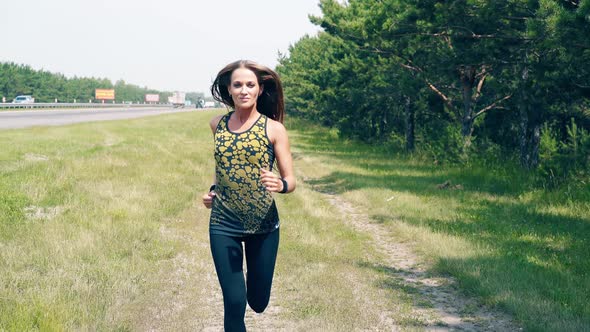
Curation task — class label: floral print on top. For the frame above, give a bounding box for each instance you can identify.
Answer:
[210,112,279,236]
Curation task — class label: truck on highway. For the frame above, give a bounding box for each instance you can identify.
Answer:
[168,91,186,108]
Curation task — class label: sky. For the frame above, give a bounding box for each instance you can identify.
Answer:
[1,0,323,95]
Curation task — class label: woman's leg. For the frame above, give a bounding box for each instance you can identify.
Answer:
[209,233,247,332]
[244,228,280,313]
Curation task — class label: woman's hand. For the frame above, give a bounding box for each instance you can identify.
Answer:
[260,168,284,193]
[202,190,216,209]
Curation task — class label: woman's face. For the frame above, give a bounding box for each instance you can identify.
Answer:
[228,67,262,110]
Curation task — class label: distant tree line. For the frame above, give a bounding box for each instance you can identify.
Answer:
[0,62,205,105]
[277,0,590,184]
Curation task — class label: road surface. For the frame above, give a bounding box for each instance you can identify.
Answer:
[0,107,200,130]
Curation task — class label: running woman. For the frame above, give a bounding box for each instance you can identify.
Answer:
[203,60,296,331]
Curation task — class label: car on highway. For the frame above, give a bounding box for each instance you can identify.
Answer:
[12,95,35,103]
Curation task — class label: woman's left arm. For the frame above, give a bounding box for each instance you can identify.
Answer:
[261,120,296,193]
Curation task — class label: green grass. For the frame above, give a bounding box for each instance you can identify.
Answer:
[2,111,588,330]
[0,113,214,330]
[1,111,429,331]
[288,118,590,332]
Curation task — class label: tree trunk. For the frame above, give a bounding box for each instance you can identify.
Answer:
[530,123,541,168]
[519,101,542,169]
[460,66,476,155]
[370,113,377,140]
[404,96,415,152]
[519,91,530,168]
[518,66,541,169]
[381,106,388,141]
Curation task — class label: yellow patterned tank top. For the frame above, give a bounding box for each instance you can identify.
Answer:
[209,111,279,236]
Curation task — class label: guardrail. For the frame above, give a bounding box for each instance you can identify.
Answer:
[0,102,176,110]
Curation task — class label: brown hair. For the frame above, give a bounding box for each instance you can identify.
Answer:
[211,60,285,123]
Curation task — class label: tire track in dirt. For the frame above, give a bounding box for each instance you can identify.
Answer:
[137,215,290,331]
[325,193,520,331]
[137,189,519,331]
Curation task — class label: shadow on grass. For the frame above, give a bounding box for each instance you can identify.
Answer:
[359,253,589,331]
[355,260,445,328]
[356,260,468,329]
[291,124,590,331]
[292,130,534,198]
[308,169,590,330]
[432,254,590,331]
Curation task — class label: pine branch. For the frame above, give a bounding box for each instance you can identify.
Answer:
[474,95,512,119]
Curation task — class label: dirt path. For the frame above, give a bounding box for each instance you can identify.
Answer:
[325,193,520,331]
[136,192,520,331]
[132,210,292,332]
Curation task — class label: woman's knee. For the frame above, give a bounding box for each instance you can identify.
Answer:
[225,294,247,312]
[247,294,270,313]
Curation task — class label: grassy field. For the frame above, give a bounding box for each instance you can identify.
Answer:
[1,110,588,331]
[0,110,421,330]
[288,119,590,332]
[0,113,213,330]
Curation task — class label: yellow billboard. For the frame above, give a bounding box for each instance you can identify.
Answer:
[95,89,115,100]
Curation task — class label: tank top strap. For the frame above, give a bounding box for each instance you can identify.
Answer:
[251,113,267,135]
[215,112,232,134]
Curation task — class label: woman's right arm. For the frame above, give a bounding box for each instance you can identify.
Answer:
[209,114,223,133]
[202,115,224,209]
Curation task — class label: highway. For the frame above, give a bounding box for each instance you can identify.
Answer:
[0,106,201,129]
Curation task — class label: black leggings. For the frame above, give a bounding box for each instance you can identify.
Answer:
[209,228,280,332]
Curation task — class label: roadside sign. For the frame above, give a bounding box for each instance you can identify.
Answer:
[95,89,115,100]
